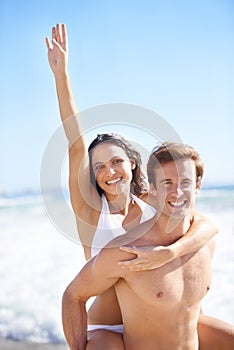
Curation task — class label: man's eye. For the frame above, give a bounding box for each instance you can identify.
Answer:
[181,180,192,186]
[164,181,172,185]
[161,181,172,187]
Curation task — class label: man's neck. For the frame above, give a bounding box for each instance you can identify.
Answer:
[155,213,193,245]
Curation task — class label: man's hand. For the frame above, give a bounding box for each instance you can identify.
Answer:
[45,23,68,75]
[118,245,175,271]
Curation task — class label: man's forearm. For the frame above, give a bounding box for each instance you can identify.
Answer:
[62,288,87,350]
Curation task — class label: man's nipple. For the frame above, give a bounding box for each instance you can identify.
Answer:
[156,292,164,298]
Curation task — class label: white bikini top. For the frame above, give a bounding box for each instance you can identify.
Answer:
[91,194,156,257]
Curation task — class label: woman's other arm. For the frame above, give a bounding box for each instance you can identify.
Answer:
[118,212,218,271]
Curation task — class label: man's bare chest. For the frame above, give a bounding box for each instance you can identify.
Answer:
[120,246,212,307]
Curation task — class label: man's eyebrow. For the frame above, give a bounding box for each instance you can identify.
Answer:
[159,178,172,184]
[181,178,193,182]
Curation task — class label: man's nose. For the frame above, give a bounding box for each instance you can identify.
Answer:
[172,185,183,196]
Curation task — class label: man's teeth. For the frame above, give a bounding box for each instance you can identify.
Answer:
[169,200,185,207]
[106,178,121,185]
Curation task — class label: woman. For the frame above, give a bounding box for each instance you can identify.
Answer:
[45,24,233,350]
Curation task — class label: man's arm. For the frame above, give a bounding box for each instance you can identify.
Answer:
[62,287,87,350]
[62,250,122,350]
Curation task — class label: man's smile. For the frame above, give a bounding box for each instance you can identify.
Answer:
[168,199,187,208]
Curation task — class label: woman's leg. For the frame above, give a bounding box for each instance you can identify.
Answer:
[198,314,234,350]
[87,329,125,350]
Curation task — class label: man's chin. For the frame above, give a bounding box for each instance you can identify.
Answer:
[168,207,189,219]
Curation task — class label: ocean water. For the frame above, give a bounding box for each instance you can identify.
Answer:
[0,186,234,344]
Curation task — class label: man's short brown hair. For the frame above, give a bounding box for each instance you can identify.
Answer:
[147,142,204,187]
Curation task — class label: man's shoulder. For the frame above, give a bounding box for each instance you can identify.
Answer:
[207,237,216,257]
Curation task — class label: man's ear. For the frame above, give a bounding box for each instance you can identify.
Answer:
[150,182,157,196]
[195,177,202,194]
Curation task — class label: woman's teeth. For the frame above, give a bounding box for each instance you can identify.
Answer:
[106,178,121,185]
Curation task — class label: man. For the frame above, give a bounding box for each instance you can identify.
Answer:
[62,142,231,350]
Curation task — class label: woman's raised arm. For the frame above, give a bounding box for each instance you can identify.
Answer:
[45,24,94,221]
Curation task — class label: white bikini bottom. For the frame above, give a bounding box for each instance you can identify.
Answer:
[87,324,124,334]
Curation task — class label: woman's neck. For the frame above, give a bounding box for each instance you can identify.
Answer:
[105,191,133,215]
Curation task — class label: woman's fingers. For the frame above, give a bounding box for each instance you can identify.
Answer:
[56,23,62,43]
[47,24,67,52]
[119,246,140,255]
[119,257,142,266]
[52,26,56,40]
[128,265,147,271]
[45,37,52,50]
[52,37,62,49]
[118,258,150,271]
[61,23,67,47]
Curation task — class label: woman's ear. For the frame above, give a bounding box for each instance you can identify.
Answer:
[130,160,136,170]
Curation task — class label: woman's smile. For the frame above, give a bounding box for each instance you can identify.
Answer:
[106,177,123,185]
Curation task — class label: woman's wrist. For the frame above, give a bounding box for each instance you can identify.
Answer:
[54,68,69,82]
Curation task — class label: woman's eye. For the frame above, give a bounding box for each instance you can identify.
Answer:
[95,164,104,171]
[113,159,123,164]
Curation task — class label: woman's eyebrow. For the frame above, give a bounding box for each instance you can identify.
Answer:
[93,161,103,167]
[93,156,123,166]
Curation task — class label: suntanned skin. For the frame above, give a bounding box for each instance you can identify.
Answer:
[94,223,214,350]
[47,24,234,349]
[62,159,229,350]
[46,23,218,333]
[45,22,217,261]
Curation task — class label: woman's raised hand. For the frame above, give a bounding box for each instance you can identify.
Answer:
[45,23,68,75]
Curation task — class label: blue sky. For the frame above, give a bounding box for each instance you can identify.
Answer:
[1,0,234,193]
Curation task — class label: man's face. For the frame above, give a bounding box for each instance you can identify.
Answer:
[152,159,201,219]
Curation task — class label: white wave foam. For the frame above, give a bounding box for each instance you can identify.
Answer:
[0,191,233,343]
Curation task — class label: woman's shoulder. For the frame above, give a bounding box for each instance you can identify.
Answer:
[138,192,156,208]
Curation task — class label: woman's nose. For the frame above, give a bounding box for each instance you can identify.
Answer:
[107,165,116,175]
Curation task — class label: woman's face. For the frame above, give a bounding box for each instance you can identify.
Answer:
[91,143,135,197]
